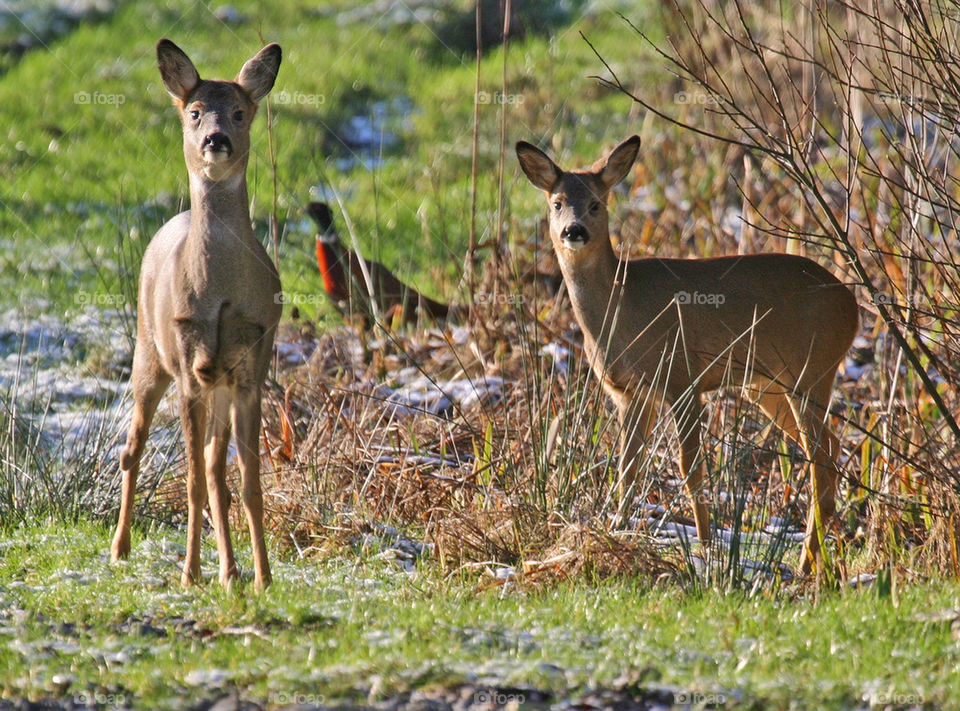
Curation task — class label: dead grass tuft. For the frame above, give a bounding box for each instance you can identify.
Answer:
[520,523,676,585]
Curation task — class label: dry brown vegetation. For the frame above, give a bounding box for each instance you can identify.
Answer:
[253,260,684,586]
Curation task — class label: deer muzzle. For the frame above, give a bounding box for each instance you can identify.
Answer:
[201,132,233,160]
[560,223,589,249]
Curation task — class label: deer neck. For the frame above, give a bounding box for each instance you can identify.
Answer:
[558,236,622,343]
[186,171,252,246]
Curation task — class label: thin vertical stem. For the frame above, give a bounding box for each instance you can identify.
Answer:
[258,27,282,377]
[494,0,511,292]
[467,0,483,318]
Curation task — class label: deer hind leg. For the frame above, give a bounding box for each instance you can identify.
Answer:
[205,388,237,587]
[787,379,841,575]
[112,352,171,562]
[180,391,209,587]
[233,386,271,590]
[750,387,802,444]
[674,395,710,542]
[749,386,806,548]
[750,385,804,498]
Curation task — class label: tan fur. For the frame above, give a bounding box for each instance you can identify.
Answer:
[111,40,282,590]
[517,135,859,573]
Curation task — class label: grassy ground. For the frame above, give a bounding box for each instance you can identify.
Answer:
[0,0,652,321]
[1,523,957,709]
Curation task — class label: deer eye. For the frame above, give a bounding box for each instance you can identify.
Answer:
[552,201,562,211]
[233,110,244,122]
[589,201,601,213]
[189,109,200,121]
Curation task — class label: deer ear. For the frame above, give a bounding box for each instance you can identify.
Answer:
[236,43,282,103]
[594,135,641,190]
[157,39,200,103]
[516,141,562,193]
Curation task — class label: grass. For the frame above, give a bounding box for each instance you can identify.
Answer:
[1,522,958,709]
[0,0,655,322]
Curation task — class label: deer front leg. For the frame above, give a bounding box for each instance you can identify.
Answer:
[233,386,271,590]
[205,388,237,587]
[798,431,840,576]
[801,464,839,576]
[791,384,841,576]
[179,392,209,587]
[613,386,659,522]
[675,397,710,542]
[112,351,171,562]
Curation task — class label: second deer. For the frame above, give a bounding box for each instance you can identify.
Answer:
[111,40,282,590]
[517,136,859,573]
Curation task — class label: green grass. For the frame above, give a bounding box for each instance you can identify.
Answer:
[0,0,660,323]
[1,523,958,708]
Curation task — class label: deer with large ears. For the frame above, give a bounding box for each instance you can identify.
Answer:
[516,136,859,574]
[110,40,282,590]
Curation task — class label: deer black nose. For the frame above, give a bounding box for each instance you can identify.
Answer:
[561,223,589,244]
[202,132,232,154]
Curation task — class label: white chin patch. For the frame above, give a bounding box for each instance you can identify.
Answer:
[203,149,228,164]
[561,238,588,251]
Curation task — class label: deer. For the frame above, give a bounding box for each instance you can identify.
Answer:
[516,135,859,574]
[110,39,282,591]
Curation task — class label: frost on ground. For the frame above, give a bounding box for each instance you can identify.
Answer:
[0,0,117,57]
[0,307,181,518]
[0,309,168,457]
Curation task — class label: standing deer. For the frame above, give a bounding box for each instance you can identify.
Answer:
[110,40,282,590]
[516,136,859,573]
